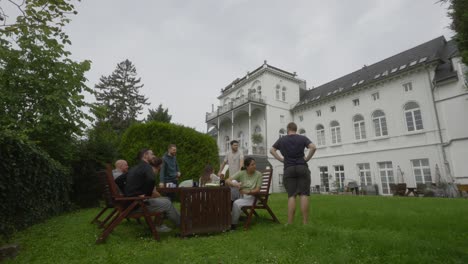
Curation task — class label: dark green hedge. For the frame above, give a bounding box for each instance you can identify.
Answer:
[0,131,71,240]
[119,122,219,182]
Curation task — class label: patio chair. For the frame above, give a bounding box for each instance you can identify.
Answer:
[389,183,397,196]
[91,170,118,228]
[96,164,163,244]
[241,169,280,230]
[395,183,407,196]
[415,183,428,197]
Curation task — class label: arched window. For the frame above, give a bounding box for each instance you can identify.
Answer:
[279,128,286,138]
[276,85,280,100]
[316,124,325,146]
[330,121,341,144]
[282,87,287,101]
[299,129,306,136]
[404,102,423,131]
[353,114,366,140]
[372,110,388,137]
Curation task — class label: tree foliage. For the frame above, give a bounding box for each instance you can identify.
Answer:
[146,104,172,123]
[119,122,219,182]
[94,59,149,132]
[0,0,91,162]
[443,0,468,65]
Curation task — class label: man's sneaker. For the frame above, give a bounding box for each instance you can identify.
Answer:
[156,224,172,233]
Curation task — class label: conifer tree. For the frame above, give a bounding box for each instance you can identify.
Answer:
[94,59,149,131]
[146,104,172,123]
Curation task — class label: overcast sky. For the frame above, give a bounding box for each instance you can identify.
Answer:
[60,0,454,132]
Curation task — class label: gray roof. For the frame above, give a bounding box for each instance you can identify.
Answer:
[297,36,459,108]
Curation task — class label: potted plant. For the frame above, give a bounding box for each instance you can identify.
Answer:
[251,133,263,146]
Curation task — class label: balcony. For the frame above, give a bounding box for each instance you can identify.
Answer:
[206,94,266,121]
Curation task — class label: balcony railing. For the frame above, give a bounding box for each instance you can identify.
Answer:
[206,95,266,121]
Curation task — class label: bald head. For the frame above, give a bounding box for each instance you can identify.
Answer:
[115,160,128,173]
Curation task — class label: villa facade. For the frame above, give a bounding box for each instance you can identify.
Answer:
[206,36,468,194]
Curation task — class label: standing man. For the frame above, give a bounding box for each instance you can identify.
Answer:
[218,140,244,178]
[270,122,316,225]
[159,144,181,187]
[219,140,244,201]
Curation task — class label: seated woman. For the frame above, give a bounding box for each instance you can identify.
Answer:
[199,164,220,187]
[225,157,262,229]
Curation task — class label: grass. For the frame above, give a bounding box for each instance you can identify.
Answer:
[3,194,468,264]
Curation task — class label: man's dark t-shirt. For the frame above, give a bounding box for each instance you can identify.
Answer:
[125,161,155,197]
[272,134,312,169]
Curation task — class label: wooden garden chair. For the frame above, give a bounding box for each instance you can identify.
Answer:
[241,169,280,230]
[95,164,162,244]
[91,170,118,228]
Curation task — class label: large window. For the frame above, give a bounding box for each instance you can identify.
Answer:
[282,87,287,101]
[404,102,423,131]
[353,114,366,140]
[378,161,395,195]
[334,165,345,191]
[358,163,372,186]
[330,121,341,144]
[372,110,388,137]
[316,124,325,146]
[275,85,280,100]
[412,159,432,184]
[319,167,329,192]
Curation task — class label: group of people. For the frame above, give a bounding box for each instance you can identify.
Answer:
[111,121,317,233]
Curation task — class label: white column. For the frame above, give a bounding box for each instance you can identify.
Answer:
[231,111,234,143]
[217,118,220,154]
[248,103,252,155]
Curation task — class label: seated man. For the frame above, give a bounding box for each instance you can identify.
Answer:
[113,160,129,194]
[125,149,180,232]
[225,157,262,230]
[112,159,128,179]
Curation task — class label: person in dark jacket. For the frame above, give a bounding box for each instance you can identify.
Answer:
[125,148,180,232]
[159,144,181,187]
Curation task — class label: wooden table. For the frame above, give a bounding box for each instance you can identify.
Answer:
[157,187,231,237]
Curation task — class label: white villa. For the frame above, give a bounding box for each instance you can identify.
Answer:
[206,36,468,195]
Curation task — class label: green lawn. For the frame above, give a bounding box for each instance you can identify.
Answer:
[4,194,468,264]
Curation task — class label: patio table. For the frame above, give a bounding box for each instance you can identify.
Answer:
[157,186,231,237]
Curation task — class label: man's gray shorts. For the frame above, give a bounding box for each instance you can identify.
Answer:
[283,165,311,197]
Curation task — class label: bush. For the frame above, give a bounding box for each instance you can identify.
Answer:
[119,122,219,182]
[69,124,121,208]
[0,131,71,240]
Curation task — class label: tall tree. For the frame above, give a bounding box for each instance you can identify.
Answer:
[442,0,468,65]
[94,59,149,131]
[146,104,172,123]
[0,0,91,162]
